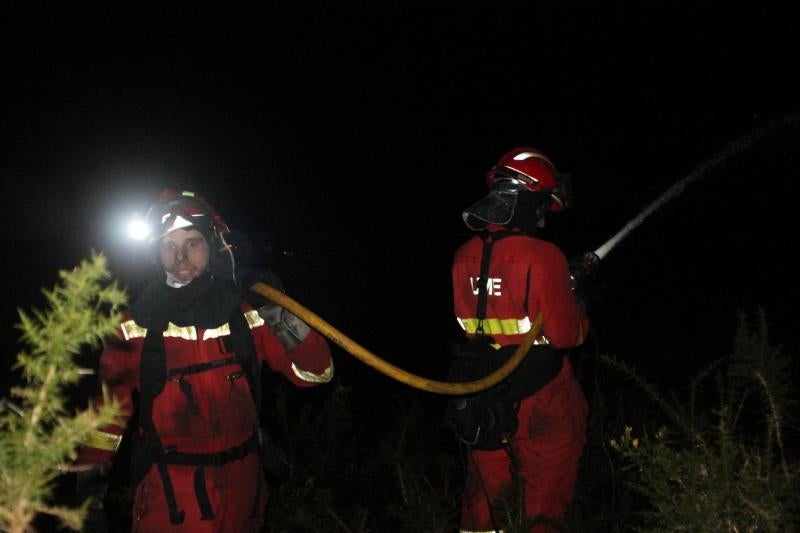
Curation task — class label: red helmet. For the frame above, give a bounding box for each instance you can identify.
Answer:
[146,189,230,242]
[463,147,572,231]
[486,147,566,212]
[143,189,238,281]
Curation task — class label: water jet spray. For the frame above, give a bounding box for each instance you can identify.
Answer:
[573,111,800,283]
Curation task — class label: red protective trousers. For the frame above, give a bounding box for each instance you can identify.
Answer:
[459,359,587,533]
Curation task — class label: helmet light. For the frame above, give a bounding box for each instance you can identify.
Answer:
[126,216,152,241]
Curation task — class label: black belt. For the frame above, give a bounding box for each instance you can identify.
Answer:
[158,432,260,467]
[150,432,262,523]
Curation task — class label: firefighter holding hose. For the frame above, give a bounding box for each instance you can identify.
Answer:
[75,189,333,532]
[451,147,591,532]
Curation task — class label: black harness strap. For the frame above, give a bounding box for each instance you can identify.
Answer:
[165,432,261,523]
[140,323,187,525]
[475,237,493,336]
[475,230,516,335]
[139,322,168,437]
[156,460,186,525]
[473,230,523,533]
[158,432,260,466]
[227,310,262,415]
[475,230,563,399]
[193,467,215,520]
[168,357,240,417]
[165,356,238,379]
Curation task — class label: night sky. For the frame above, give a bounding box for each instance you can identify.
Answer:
[2,4,798,393]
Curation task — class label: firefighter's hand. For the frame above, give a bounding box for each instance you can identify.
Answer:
[569,252,600,291]
[75,465,110,532]
[258,302,312,350]
[238,268,285,309]
[238,269,312,349]
[569,252,601,308]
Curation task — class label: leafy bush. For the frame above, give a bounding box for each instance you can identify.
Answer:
[0,252,126,533]
[606,310,799,532]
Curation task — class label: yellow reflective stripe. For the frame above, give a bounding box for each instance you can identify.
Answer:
[120,320,146,340]
[457,317,550,345]
[163,322,197,340]
[120,311,261,341]
[122,320,198,340]
[84,430,122,452]
[202,323,231,340]
[457,316,532,335]
[244,310,265,329]
[291,361,334,383]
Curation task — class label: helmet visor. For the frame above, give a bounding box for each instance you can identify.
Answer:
[462,190,519,231]
[462,177,528,230]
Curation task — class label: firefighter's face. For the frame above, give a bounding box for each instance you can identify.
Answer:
[159,228,210,283]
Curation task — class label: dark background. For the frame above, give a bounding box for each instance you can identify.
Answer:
[2,4,798,395]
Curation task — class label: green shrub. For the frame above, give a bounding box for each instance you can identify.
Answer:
[606,310,799,532]
[0,252,126,533]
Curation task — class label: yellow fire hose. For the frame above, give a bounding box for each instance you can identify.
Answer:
[250,282,544,396]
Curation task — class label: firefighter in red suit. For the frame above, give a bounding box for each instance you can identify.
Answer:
[452,148,589,532]
[76,189,333,532]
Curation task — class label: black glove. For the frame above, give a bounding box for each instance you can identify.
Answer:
[237,269,312,350]
[75,466,110,533]
[258,428,291,480]
[569,252,601,308]
[236,268,285,309]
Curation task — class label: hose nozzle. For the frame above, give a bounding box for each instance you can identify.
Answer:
[569,251,601,292]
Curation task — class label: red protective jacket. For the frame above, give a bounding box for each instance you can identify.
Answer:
[452,227,587,348]
[452,226,589,532]
[78,278,333,532]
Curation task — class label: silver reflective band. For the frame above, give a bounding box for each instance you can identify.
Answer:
[512,150,553,167]
[244,310,265,328]
[121,310,266,341]
[259,305,312,350]
[291,361,334,384]
[161,213,194,232]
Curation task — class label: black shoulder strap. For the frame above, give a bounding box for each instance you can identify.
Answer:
[139,319,168,431]
[228,308,262,415]
[137,321,187,525]
[475,230,517,335]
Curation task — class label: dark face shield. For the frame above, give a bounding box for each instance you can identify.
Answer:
[462,178,527,231]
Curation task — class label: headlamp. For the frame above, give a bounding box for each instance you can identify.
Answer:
[126,214,152,241]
